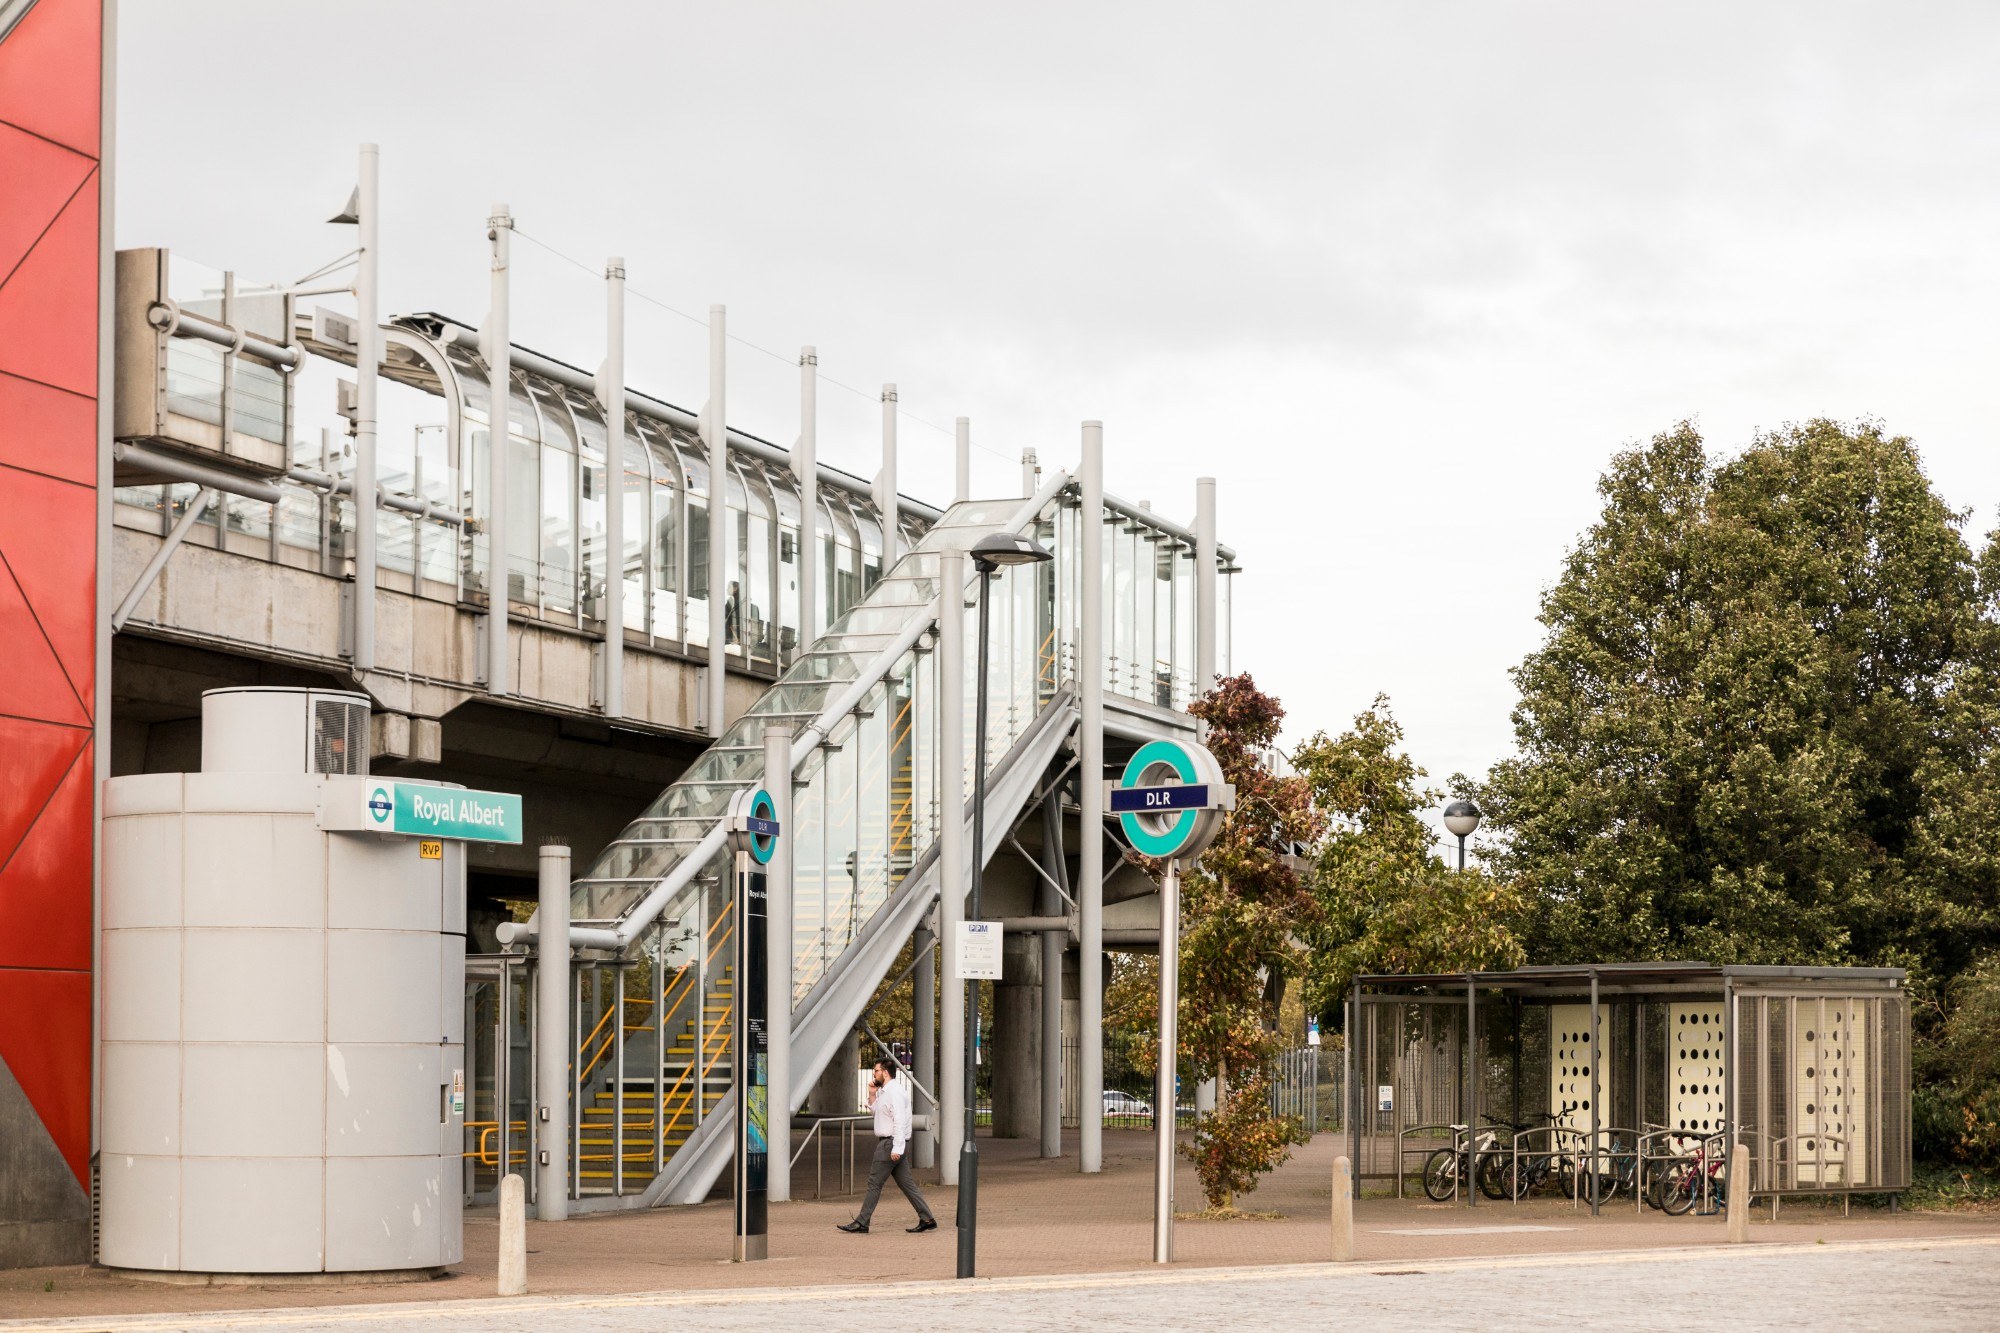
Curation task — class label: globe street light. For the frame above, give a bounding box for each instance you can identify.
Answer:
[959,528,1053,1280]
[1442,799,1482,872]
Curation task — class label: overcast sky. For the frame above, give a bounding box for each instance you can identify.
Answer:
[116,2,2000,803]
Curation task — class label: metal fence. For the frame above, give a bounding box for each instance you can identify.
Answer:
[1056,1038,1344,1132]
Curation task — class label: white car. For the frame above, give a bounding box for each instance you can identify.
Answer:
[1101,1090,1153,1118]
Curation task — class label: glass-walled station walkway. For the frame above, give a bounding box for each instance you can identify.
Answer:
[112,252,1235,706]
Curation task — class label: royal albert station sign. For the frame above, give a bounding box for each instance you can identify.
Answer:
[318,778,524,844]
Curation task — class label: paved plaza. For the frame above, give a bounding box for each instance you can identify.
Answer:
[4,1130,1996,1326]
[6,1239,1998,1332]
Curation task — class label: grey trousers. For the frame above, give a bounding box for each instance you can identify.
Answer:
[857,1136,934,1225]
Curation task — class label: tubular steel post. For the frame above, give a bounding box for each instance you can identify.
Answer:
[706,305,727,735]
[954,417,971,504]
[880,384,900,566]
[1589,968,1601,1217]
[938,547,968,1185]
[536,842,571,1218]
[1154,859,1181,1264]
[483,203,513,695]
[1191,476,1219,1124]
[601,257,627,717]
[1465,976,1477,1209]
[914,921,937,1169]
[1039,796,1064,1159]
[799,347,819,646]
[764,723,794,1203]
[959,557,997,1280]
[1078,421,1106,1176]
[352,143,380,673]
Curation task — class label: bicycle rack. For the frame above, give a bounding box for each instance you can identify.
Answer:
[1394,1122,1463,1200]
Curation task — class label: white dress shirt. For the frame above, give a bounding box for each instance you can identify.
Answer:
[871,1073,913,1155]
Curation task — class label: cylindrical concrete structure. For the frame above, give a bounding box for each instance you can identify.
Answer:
[99,689,467,1277]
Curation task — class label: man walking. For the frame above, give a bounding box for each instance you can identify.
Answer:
[838,1058,937,1234]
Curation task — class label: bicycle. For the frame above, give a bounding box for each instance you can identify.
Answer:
[1422,1117,1515,1202]
[1652,1132,1727,1216]
[1497,1115,1580,1201]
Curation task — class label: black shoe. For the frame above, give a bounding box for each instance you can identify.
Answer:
[907,1218,939,1233]
[837,1220,869,1234]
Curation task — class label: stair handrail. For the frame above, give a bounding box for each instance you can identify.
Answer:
[547,471,1073,954]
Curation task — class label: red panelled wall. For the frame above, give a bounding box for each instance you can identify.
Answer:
[0,0,102,1195]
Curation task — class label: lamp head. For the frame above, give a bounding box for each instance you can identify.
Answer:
[970,530,1054,570]
[1442,799,1482,840]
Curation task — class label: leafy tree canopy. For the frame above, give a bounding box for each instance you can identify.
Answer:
[1477,419,2000,996]
[1292,697,1526,1016]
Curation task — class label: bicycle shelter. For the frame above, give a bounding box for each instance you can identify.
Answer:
[1344,963,1912,1213]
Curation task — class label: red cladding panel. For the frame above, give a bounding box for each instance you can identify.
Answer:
[0,556,88,727]
[0,124,94,280]
[0,371,95,486]
[0,0,102,157]
[0,172,98,398]
[0,968,91,1186]
[0,464,97,703]
[0,716,86,868]
[0,738,91,971]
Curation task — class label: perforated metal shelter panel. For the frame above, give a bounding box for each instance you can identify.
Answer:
[1795,998,1867,1185]
[1548,1003,1610,1140]
[1669,1003,1726,1135]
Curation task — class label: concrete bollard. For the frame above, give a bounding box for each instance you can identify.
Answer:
[1726,1144,1749,1243]
[1332,1154,1355,1262]
[498,1173,528,1295]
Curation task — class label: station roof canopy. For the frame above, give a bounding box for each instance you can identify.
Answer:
[1354,961,1907,994]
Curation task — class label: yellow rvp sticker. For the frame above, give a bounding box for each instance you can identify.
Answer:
[419,839,443,860]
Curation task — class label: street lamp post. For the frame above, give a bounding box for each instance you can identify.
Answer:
[958,529,1052,1280]
[1442,797,1483,1208]
[1443,799,1482,872]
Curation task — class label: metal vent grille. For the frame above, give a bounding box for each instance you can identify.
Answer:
[312,699,367,775]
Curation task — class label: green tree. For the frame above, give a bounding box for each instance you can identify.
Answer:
[1291,697,1526,1017]
[1478,419,1999,980]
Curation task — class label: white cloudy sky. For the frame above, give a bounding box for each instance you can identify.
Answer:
[116,2,2000,798]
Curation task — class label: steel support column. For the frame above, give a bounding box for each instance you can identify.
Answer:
[482,204,512,695]
[954,417,970,504]
[352,143,381,673]
[1039,793,1064,1158]
[536,841,571,1219]
[764,722,794,1202]
[913,920,937,1169]
[1078,421,1106,1175]
[1588,968,1601,1216]
[705,305,727,735]
[938,545,968,1184]
[798,347,819,646]
[599,256,626,717]
[879,384,899,566]
[1192,474,1218,1120]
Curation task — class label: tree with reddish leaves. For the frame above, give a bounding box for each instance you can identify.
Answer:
[1118,672,1322,1210]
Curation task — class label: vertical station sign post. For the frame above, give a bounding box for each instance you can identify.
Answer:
[727,788,781,1262]
[1106,740,1233,1265]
